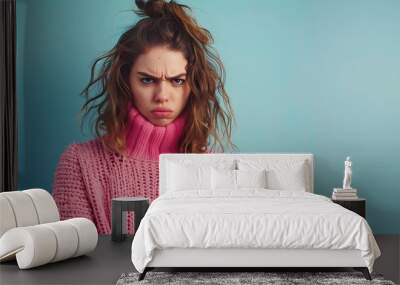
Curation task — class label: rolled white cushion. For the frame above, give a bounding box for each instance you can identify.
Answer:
[0,191,39,227]
[0,196,17,237]
[23,189,59,224]
[0,218,98,269]
[0,226,57,269]
[66,218,98,257]
[42,221,79,262]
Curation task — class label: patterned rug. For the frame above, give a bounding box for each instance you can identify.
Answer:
[116,271,396,285]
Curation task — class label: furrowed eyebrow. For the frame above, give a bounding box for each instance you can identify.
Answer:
[137,71,186,79]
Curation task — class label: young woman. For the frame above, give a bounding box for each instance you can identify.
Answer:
[52,0,234,234]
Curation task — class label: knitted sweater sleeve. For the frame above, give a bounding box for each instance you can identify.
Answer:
[52,144,94,222]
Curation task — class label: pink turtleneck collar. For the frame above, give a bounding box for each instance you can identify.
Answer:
[123,105,187,160]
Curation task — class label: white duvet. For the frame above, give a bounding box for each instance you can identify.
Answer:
[131,189,380,273]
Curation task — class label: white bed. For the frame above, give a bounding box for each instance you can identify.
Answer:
[131,154,380,280]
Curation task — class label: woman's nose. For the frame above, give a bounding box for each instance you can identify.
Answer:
[153,81,169,103]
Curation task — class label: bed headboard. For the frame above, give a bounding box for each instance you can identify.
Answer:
[159,153,314,195]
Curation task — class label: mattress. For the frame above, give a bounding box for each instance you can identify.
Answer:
[131,189,380,273]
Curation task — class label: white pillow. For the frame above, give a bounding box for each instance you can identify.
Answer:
[238,159,308,191]
[211,168,268,190]
[167,162,212,191]
[211,168,236,190]
[266,162,307,191]
[237,169,268,188]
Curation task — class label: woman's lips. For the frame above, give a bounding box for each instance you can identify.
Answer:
[151,109,173,118]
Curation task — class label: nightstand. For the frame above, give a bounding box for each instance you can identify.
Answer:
[332,198,366,218]
[111,197,149,242]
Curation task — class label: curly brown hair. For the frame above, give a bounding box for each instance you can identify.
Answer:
[80,0,235,155]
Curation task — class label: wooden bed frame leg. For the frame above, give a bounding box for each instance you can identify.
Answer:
[138,268,148,281]
[354,267,372,280]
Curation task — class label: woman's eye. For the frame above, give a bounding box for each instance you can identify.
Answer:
[140,77,154,84]
[173,79,185,86]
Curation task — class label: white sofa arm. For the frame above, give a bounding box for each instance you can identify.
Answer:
[0,218,98,269]
[0,189,59,237]
[0,189,98,269]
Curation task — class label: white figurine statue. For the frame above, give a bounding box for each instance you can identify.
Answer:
[342,156,352,189]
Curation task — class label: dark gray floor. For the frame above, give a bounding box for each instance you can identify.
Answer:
[374,235,400,284]
[0,235,399,285]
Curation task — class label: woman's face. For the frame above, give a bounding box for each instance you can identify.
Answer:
[129,45,191,126]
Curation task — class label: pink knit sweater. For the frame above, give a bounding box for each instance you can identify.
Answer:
[52,106,186,234]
